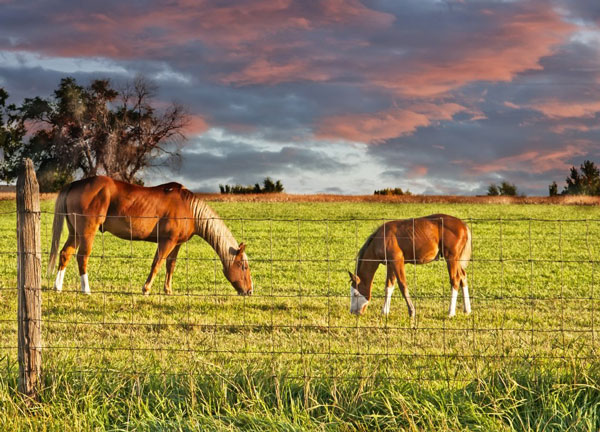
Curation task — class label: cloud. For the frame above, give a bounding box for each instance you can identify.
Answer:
[0,0,598,196]
[528,101,600,119]
[170,136,351,191]
[458,144,591,175]
[316,103,470,143]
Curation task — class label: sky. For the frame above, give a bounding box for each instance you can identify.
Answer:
[1,0,599,195]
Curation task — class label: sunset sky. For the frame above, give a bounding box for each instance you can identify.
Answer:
[1,0,599,195]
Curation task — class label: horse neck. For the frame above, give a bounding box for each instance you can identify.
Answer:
[355,244,380,300]
[189,197,238,270]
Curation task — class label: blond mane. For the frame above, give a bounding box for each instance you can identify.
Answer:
[189,196,239,269]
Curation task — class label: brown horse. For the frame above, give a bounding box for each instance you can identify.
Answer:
[48,176,253,296]
[349,214,471,318]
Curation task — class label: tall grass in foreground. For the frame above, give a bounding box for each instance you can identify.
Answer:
[0,362,599,430]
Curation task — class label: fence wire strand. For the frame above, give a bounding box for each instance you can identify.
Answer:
[6,211,600,385]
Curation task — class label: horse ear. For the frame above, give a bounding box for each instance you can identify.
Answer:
[348,271,360,284]
[237,243,246,256]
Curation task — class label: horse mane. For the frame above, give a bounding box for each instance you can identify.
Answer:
[185,193,239,270]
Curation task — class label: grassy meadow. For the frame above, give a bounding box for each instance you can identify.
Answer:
[1,197,600,430]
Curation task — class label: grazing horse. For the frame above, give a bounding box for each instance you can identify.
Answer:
[48,176,253,296]
[349,214,471,318]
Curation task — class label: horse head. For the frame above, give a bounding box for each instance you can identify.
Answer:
[224,243,253,296]
[348,271,370,315]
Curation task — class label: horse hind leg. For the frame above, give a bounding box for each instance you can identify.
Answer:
[447,259,462,317]
[55,231,77,292]
[76,233,97,295]
[460,268,471,314]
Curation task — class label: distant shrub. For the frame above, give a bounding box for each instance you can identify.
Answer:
[487,181,520,196]
[220,177,284,194]
[374,187,412,196]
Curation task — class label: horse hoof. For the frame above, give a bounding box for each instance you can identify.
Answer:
[142,288,150,296]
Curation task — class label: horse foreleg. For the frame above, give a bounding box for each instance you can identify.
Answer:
[390,255,415,318]
[381,264,396,316]
[142,240,177,295]
[76,233,97,295]
[163,244,181,295]
[55,233,77,292]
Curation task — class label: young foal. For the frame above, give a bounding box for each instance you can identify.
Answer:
[48,176,253,296]
[349,214,471,318]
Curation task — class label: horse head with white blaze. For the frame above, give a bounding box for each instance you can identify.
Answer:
[349,214,472,318]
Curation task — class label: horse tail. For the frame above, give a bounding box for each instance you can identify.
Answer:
[459,224,472,270]
[47,186,70,276]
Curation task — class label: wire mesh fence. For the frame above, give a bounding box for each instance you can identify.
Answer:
[5,207,600,388]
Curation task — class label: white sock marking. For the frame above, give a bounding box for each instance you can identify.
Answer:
[449,289,458,317]
[54,268,65,292]
[80,274,91,295]
[350,286,369,315]
[381,285,394,315]
[462,284,472,314]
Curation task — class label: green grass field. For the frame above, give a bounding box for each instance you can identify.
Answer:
[1,198,600,430]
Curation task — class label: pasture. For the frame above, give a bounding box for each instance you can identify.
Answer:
[2,197,600,430]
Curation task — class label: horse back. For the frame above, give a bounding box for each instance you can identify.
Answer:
[64,176,195,242]
[381,214,467,264]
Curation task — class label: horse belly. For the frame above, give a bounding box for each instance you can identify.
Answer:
[407,242,440,264]
[101,216,157,241]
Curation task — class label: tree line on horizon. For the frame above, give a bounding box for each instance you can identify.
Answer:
[219,177,284,194]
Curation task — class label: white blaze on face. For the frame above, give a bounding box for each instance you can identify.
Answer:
[243,253,252,291]
[350,286,369,315]
[54,268,66,292]
[381,285,395,316]
[81,274,91,295]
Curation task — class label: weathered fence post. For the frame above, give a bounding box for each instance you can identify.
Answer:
[16,158,42,401]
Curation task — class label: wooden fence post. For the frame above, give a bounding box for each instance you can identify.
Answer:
[16,158,42,401]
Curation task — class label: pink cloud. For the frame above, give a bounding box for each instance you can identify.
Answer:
[183,115,210,135]
[462,143,590,175]
[529,100,600,119]
[2,1,572,99]
[316,103,469,143]
[366,5,574,96]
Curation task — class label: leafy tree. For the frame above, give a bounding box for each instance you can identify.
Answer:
[549,181,558,197]
[0,88,26,184]
[499,181,518,196]
[562,160,600,195]
[10,76,188,190]
[487,184,499,196]
[488,181,519,196]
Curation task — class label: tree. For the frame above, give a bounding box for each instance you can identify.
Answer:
[487,181,519,196]
[487,184,499,196]
[12,76,188,190]
[549,181,558,197]
[562,160,600,195]
[0,88,26,184]
[499,181,518,196]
